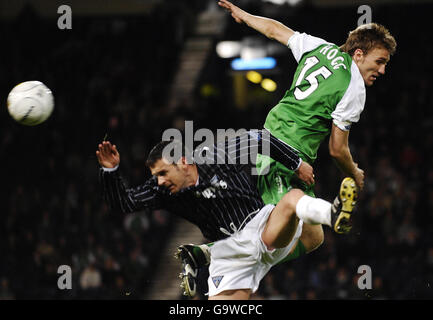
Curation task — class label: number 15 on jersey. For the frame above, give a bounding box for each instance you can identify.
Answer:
[294,56,333,100]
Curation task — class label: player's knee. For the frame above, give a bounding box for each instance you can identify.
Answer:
[281,189,305,214]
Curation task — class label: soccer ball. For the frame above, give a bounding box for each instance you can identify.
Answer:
[7,81,54,126]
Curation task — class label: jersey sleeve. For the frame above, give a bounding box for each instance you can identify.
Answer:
[287,31,329,63]
[230,130,301,171]
[195,130,301,172]
[100,167,166,213]
[331,61,366,131]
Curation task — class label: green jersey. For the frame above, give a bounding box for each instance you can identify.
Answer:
[264,32,366,163]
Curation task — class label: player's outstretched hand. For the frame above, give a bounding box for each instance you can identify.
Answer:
[296,161,315,186]
[218,0,247,24]
[96,141,120,169]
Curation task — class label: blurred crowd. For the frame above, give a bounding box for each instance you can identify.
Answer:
[0,0,432,300]
[0,0,205,299]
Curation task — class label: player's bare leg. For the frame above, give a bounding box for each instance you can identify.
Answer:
[261,189,303,250]
[209,289,251,300]
[299,223,324,253]
[262,177,358,249]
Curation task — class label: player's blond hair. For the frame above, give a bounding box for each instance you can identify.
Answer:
[340,23,397,56]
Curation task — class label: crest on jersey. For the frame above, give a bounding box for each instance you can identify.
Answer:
[210,175,228,189]
[210,175,219,185]
[212,276,224,288]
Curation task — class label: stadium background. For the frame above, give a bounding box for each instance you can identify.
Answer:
[0,0,432,299]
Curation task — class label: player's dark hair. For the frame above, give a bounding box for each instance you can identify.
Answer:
[146,140,192,167]
[340,23,397,56]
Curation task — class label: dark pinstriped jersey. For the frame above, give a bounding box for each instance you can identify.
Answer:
[100,130,301,241]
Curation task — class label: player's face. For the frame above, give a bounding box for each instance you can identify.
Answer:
[354,47,390,86]
[150,158,190,193]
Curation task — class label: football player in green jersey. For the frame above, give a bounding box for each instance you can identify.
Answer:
[176,0,397,297]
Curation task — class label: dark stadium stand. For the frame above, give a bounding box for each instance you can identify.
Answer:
[0,0,205,299]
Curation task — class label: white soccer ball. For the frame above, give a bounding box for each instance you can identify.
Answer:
[7,81,54,126]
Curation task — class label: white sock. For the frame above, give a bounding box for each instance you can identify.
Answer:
[295,195,332,226]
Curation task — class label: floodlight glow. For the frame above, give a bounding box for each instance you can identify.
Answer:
[261,78,277,92]
[231,57,276,70]
[240,46,267,60]
[246,71,263,84]
[216,41,242,58]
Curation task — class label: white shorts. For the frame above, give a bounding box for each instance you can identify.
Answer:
[207,204,303,296]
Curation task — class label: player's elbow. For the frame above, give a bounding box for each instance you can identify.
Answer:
[329,146,340,159]
[329,143,347,160]
[264,23,278,40]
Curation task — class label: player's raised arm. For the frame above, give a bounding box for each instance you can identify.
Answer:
[329,124,364,190]
[218,0,295,46]
[97,141,165,214]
